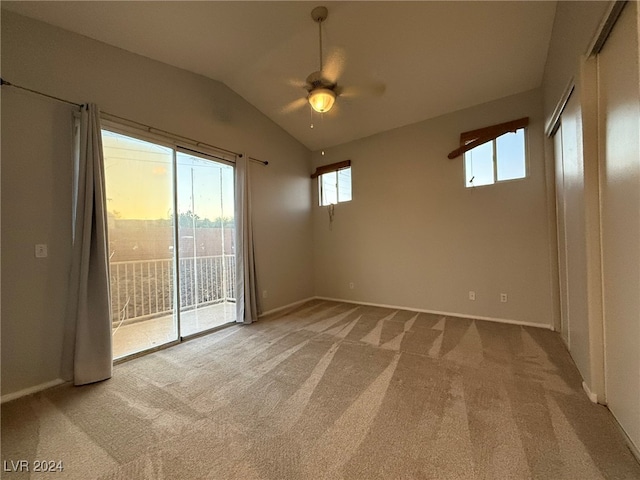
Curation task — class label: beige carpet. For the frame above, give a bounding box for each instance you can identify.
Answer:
[2,300,640,479]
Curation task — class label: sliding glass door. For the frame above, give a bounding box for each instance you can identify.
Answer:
[176,151,235,338]
[102,130,236,359]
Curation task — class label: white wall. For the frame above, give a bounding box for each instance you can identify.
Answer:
[542,1,610,118]
[1,91,76,398]
[1,12,313,397]
[312,89,554,327]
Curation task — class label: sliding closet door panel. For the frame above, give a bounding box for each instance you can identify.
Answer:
[599,1,640,449]
[553,125,570,346]
[558,92,591,383]
[102,130,179,359]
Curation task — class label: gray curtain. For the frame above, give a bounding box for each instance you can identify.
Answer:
[67,103,112,385]
[235,154,260,324]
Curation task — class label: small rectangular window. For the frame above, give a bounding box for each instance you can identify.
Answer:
[464,128,527,187]
[311,160,352,206]
[319,167,352,206]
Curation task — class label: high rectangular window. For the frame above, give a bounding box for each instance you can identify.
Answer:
[464,128,527,187]
[312,160,352,206]
[319,167,352,206]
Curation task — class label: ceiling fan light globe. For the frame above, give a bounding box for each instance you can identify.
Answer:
[309,88,336,113]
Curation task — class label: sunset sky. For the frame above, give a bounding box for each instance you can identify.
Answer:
[102,130,234,222]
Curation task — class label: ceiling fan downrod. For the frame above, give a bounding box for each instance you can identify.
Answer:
[307,6,336,114]
[311,6,328,73]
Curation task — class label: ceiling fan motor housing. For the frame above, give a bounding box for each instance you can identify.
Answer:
[311,6,328,23]
[305,71,335,92]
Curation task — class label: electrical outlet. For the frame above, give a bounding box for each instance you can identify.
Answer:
[35,244,48,258]
[349,282,355,290]
[262,290,268,299]
[500,293,508,303]
[469,291,476,301]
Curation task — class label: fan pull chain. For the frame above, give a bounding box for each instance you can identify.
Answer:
[328,204,335,230]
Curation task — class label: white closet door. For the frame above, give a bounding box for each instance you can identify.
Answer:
[553,124,570,346]
[598,1,640,450]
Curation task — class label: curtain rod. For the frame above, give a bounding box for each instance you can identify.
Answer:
[0,78,269,166]
[178,145,235,165]
[1,78,82,107]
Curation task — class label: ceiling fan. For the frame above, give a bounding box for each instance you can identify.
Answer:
[282,5,384,115]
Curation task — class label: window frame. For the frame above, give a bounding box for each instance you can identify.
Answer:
[100,118,236,166]
[311,160,352,206]
[463,127,528,188]
[100,121,238,361]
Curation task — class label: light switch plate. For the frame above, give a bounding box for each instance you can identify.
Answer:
[35,244,48,258]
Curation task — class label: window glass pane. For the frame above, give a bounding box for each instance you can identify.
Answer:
[320,171,338,205]
[102,130,177,359]
[176,152,236,337]
[465,141,494,187]
[103,129,239,359]
[496,129,526,181]
[337,167,352,202]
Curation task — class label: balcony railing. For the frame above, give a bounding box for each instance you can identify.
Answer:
[110,255,236,326]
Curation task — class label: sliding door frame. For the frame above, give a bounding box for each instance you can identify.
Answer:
[102,119,237,362]
[175,146,236,342]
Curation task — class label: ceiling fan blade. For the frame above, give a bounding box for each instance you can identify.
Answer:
[322,46,346,85]
[286,78,309,89]
[337,83,386,99]
[280,97,308,114]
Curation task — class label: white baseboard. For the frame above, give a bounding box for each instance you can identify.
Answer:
[259,296,317,317]
[582,381,599,404]
[314,296,553,330]
[1,378,67,404]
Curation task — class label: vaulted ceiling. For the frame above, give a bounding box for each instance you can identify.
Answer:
[2,1,557,151]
